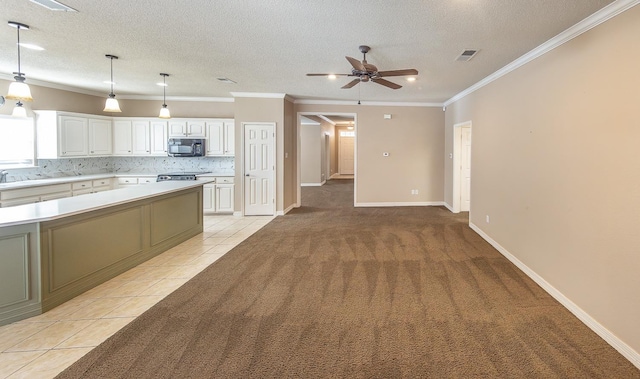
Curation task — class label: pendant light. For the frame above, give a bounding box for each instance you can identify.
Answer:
[158,73,171,119]
[6,22,33,102]
[103,54,121,112]
[12,101,27,118]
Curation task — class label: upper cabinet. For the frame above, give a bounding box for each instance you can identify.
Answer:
[206,120,235,156]
[36,111,111,159]
[113,119,168,156]
[168,120,206,137]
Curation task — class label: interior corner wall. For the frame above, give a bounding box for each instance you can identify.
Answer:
[295,103,444,205]
[300,124,322,184]
[445,5,640,358]
[284,98,297,211]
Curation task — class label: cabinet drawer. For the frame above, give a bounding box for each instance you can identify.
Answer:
[1,183,71,200]
[72,181,92,190]
[216,177,234,184]
[117,178,139,185]
[92,179,112,188]
[138,177,156,184]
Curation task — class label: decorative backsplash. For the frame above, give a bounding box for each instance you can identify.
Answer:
[4,156,235,183]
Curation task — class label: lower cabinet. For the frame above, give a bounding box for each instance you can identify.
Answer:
[0,184,73,208]
[203,178,234,214]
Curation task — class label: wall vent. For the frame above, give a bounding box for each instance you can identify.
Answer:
[217,77,237,84]
[456,49,479,62]
[29,0,77,12]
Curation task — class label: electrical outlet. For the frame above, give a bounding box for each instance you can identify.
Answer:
[486,215,490,223]
[411,189,419,195]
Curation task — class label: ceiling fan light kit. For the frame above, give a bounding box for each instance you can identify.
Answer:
[307,45,418,90]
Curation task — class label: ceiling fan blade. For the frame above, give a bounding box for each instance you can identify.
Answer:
[372,78,402,89]
[341,79,360,89]
[346,56,366,71]
[306,73,350,76]
[377,69,419,77]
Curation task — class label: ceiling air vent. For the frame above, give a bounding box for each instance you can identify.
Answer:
[29,0,77,12]
[217,77,237,84]
[456,49,479,62]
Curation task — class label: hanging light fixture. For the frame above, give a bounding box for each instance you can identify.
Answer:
[12,101,27,118]
[6,21,33,102]
[158,73,171,119]
[103,54,121,112]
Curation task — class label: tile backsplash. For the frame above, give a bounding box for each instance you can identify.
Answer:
[4,156,235,182]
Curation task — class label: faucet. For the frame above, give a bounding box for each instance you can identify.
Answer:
[0,171,8,184]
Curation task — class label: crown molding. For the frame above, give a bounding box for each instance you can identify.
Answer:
[444,0,640,106]
[230,92,287,99]
[294,99,443,107]
[119,95,235,102]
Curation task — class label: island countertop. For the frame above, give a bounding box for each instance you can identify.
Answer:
[0,179,214,228]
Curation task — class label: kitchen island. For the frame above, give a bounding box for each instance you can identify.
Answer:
[0,179,213,326]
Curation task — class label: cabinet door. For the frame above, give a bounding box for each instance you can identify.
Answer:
[88,119,112,155]
[215,184,234,213]
[223,121,235,155]
[132,121,150,155]
[113,121,133,155]
[206,121,224,156]
[150,121,168,155]
[187,121,206,137]
[203,184,215,212]
[59,116,88,156]
[168,121,187,137]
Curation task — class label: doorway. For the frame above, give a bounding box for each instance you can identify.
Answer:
[243,122,275,216]
[452,121,472,213]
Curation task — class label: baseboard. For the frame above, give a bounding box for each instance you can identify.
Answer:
[301,183,324,187]
[355,201,445,207]
[469,222,640,370]
[277,203,296,216]
[443,202,454,212]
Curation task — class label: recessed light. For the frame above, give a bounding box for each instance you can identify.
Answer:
[328,74,337,80]
[29,0,77,12]
[18,43,44,51]
[156,82,168,87]
[103,81,115,85]
[406,77,416,82]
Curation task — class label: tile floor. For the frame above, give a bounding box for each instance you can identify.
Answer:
[0,215,274,379]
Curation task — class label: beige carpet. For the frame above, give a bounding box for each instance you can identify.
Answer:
[57,180,639,378]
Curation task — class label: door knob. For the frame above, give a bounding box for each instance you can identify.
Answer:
[245,174,250,176]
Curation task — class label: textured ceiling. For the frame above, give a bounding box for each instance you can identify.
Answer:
[0,0,616,103]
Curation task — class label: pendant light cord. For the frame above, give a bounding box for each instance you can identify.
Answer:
[16,25,22,77]
[109,57,114,95]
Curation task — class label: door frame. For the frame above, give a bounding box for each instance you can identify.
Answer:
[296,112,358,208]
[242,122,276,216]
[452,120,472,214]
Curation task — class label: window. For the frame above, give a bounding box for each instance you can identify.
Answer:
[340,131,355,137]
[0,116,36,168]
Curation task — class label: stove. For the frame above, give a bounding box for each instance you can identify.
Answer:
[156,172,210,182]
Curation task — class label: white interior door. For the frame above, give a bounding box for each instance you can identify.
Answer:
[460,127,471,212]
[244,123,275,216]
[338,132,354,175]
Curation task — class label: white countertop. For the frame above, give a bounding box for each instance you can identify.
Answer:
[0,172,234,191]
[0,179,214,228]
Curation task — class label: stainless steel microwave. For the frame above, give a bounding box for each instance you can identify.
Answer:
[167,138,205,157]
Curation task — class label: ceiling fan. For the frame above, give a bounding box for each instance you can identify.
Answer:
[307,45,418,89]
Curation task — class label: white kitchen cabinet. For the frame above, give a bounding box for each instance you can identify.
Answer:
[36,111,113,159]
[0,183,72,208]
[132,121,151,155]
[168,120,206,137]
[215,184,235,213]
[206,120,234,156]
[114,119,167,156]
[59,116,88,157]
[88,119,112,156]
[202,177,235,214]
[150,121,168,155]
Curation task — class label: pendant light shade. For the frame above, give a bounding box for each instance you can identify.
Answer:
[103,54,122,112]
[6,22,33,102]
[158,73,171,119]
[12,101,27,118]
